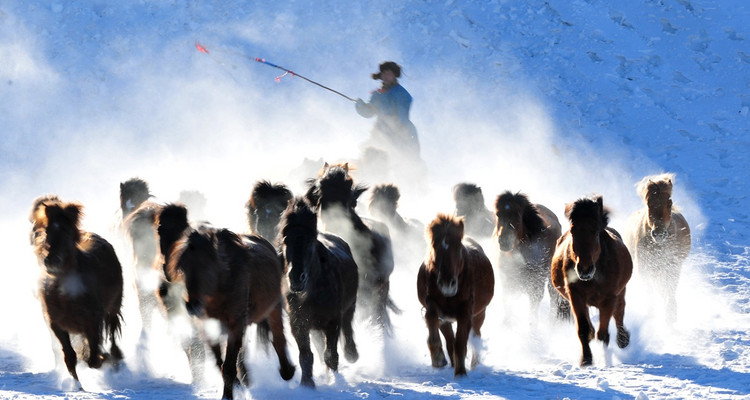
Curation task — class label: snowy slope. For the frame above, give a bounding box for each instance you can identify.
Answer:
[1,0,749,399]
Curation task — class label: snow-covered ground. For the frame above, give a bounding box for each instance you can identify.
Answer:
[1,1,748,399]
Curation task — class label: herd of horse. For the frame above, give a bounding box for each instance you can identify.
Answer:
[28,166,691,398]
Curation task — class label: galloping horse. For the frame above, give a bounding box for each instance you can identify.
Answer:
[417,214,494,377]
[246,180,293,243]
[494,191,568,319]
[368,183,424,242]
[453,183,495,239]
[279,197,359,388]
[164,204,295,399]
[30,196,124,388]
[120,177,151,218]
[626,173,691,319]
[551,196,632,366]
[306,163,398,332]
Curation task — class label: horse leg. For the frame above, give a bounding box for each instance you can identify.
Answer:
[570,294,593,366]
[439,322,455,367]
[424,307,447,368]
[84,322,104,369]
[596,299,615,346]
[267,306,296,381]
[323,320,341,372]
[342,305,359,363]
[237,345,249,387]
[453,315,471,377]
[614,292,630,349]
[50,324,81,384]
[292,321,315,388]
[221,328,243,400]
[469,310,487,369]
[548,280,571,320]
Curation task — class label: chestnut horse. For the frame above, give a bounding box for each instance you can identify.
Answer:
[551,196,632,366]
[494,191,569,319]
[163,204,295,399]
[279,197,359,388]
[306,163,398,332]
[30,195,124,388]
[626,173,691,319]
[417,214,494,377]
[246,180,293,243]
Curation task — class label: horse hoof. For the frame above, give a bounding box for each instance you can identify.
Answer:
[617,329,631,349]
[279,364,295,381]
[300,377,316,389]
[580,357,593,367]
[454,368,467,378]
[88,355,104,369]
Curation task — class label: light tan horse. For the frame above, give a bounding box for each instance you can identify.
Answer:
[626,173,691,320]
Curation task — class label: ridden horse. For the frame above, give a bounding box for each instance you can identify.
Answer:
[279,197,359,388]
[494,191,568,319]
[417,214,494,377]
[551,196,632,366]
[163,204,295,400]
[453,183,495,239]
[246,180,293,243]
[626,173,691,319]
[30,196,124,388]
[306,163,398,332]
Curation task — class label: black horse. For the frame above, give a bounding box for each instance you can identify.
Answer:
[306,163,398,332]
[246,180,293,243]
[279,197,359,388]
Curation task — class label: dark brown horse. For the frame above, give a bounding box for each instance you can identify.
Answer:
[626,173,691,319]
[368,183,424,242]
[494,191,568,319]
[163,204,295,399]
[306,163,397,332]
[551,196,632,366]
[120,177,151,218]
[30,196,124,388]
[279,197,359,388]
[417,214,494,377]
[246,180,293,243]
[453,183,495,239]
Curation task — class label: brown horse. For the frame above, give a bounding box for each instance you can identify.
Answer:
[279,197,359,388]
[163,204,295,400]
[246,180,293,243]
[30,196,124,388]
[417,214,494,377]
[494,191,568,319]
[626,173,691,319]
[306,163,398,332]
[551,196,632,366]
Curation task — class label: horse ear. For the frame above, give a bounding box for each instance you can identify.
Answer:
[316,241,328,264]
[564,202,574,220]
[342,162,349,174]
[63,203,83,226]
[595,196,604,214]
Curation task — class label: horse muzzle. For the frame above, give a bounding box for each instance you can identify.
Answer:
[438,275,459,297]
[575,263,596,282]
[186,299,206,318]
[650,229,669,244]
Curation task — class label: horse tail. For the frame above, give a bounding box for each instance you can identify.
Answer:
[255,319,273,352]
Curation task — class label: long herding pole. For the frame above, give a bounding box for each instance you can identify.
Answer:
[195,41,357,102]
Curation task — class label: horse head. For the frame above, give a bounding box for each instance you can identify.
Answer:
[156,203,190,273]
[120,178,151,218]
[280,197,319,294]
[30,197,83,275]
[310,163,367,230]
[428,214,466,297]
[494,191,527,251]
[247,180,293,242]
[166,225,226,318]
[369,184,400,222]
[637,174,675,244]
[453,182,485,220]
[565,196,609,282]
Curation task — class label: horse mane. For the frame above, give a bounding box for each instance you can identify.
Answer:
[120,178,151,204]
[495,191,546,234]
[280,197,318,242]
[308,163,369,212]
[636,173,675,201]
[371,184,401,206]
[32,198,84,244]
[453,183,484,202]
[565,196,609,228]
[248,180,293,208]
[29,194,61,223]
[428,213,465,247]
